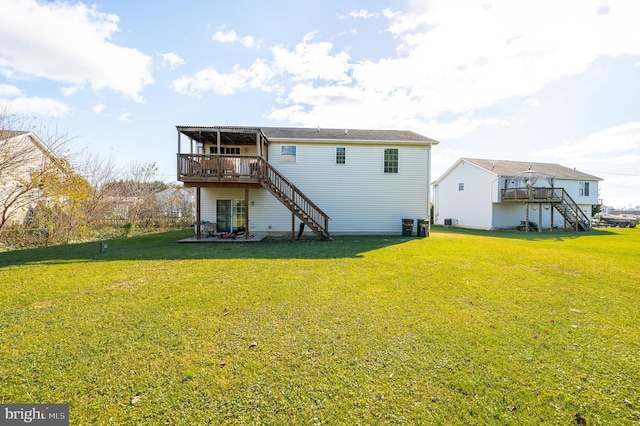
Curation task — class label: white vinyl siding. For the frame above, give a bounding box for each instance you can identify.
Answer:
[268,143,430,234]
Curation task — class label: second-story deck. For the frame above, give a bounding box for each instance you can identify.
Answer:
[501,186,591,231]
[501,187,564,203]
[178,154,262,186]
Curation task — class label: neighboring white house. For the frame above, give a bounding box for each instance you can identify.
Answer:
[432,158,602,231]
[0,130,58,228]
[176,126,439,237]
[156,187,195,220]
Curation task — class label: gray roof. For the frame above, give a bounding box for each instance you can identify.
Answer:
[177,125,438,145]
[261,127,438,144]
[464,158,602,180]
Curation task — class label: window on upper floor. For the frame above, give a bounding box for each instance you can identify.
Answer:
[459,183,464,191]
[210,146,240,155]
[384,148,398,173]
[281,145,296,163]
[336,147,346,164]
[579,182,590,196]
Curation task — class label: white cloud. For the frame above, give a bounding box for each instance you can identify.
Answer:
[171,58,277,96]
[172,0,640,143]
[118,112,132,121]
[1,96,70,117]
[212,29,261,48]
[530,122,640,161]
[0,0,153,101]
[93,103,106,113]
[0,84,21,97]
[61,85,82,96]
[525,98,541,108]
[271,33,352,82]
[277,0,640,129]
[161,53,185,69]
[348,9,380,19]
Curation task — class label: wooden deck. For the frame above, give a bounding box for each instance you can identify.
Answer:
[500,187,563,203]
[178,154,262,186]
[179,153,331,239]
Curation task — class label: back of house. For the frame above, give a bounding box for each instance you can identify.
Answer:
[176,126,439,237]
[432,158,601,231]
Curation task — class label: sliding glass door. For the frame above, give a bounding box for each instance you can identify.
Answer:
[216,199,245,232]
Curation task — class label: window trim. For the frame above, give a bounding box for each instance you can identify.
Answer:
[579,181,590,197]
[281,145,297,163]
[383,148,398,174]
[336,147,346,164]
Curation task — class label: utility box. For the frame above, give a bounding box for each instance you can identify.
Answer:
[402,219,414,236]
[417,219,430,237]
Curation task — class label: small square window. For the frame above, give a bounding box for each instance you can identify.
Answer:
[336,147,346,164]
[281,145,296,163]
[459,183,464,191]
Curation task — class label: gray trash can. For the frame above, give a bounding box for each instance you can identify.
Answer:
[402,219,414,236]
[417,219,430,237]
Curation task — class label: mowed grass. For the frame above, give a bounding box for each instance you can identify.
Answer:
[0,228,638,425]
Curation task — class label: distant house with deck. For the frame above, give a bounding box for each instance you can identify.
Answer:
[432,158,602,231]
[176,126,439,238]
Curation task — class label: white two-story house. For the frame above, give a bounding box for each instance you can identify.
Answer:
[176,126,439,238]
[432,158,602,231]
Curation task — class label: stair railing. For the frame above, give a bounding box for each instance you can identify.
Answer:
[256,158,330,238]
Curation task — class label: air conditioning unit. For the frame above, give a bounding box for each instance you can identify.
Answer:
[444,218,453,227]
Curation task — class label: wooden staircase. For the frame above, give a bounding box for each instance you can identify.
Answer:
[554,189,591,231]
[501,187,592,231]
[256,158,330,239]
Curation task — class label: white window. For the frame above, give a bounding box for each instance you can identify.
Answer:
[210,146,240,155]
[579,182,590,197]
[336,147,346,164]
[384,148,398,173]
[281,145,296,163]
[459,183,464,191]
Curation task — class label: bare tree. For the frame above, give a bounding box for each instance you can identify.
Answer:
[71,150,119,228]
[0,109,73,231]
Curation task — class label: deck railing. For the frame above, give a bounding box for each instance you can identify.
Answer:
[178,154,260,180]
[501,187,563,202]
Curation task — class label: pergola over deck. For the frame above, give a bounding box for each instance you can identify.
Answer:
[177,126,268,159]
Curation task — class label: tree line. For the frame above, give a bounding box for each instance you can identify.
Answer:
[0,110,194,249]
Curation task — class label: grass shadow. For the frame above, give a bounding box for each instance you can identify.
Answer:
[0,229,417,267]
[1,226,628,268]
[433,225,620,241]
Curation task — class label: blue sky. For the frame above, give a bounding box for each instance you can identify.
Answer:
[1,0,639,208]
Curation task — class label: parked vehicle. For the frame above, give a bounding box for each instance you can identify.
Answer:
[598,215,637,228]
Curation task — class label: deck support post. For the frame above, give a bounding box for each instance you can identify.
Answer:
[525,203,529,232]
[291,208,295,240]
[550,206,554,232]
[539,203,542,232]
[196,187,201,240]
[245,186,249,240]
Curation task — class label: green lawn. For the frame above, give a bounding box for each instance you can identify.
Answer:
[1,227,638,425]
